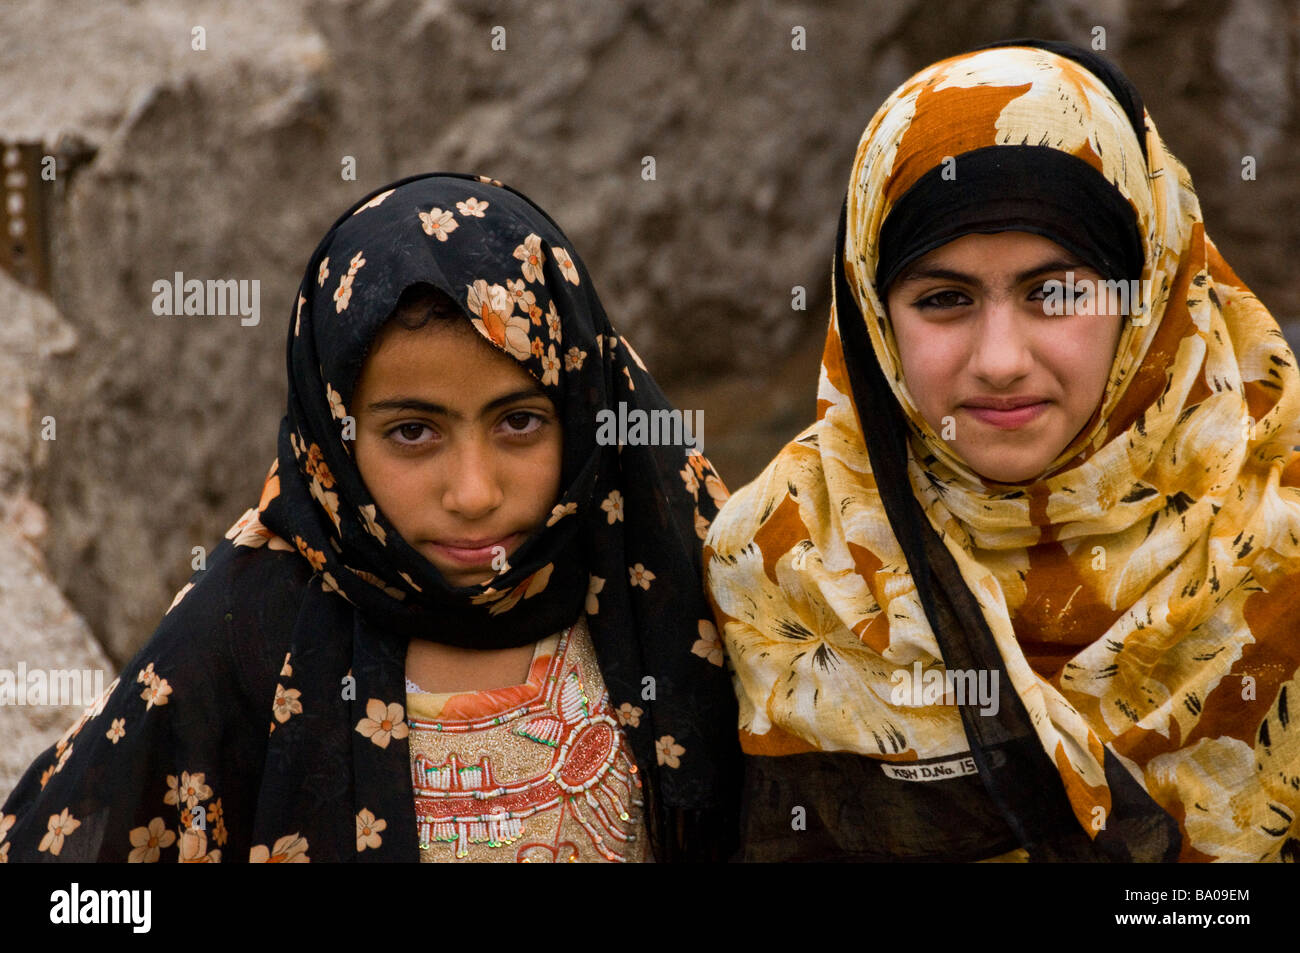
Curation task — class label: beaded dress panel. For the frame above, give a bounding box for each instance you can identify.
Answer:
[406,617,647,862]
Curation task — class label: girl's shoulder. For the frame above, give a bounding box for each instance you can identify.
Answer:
[149,534,316,703]
[705,422,826,559]
[0,536,316,861]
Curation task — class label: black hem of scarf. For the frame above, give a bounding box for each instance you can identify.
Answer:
[832,201,1181,862]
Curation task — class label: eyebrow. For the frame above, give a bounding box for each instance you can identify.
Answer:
[365,388,547,419]
[893,257,1089,286]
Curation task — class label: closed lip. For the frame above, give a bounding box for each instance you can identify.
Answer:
[434,534,516,550]
[961,396,1050,411]
[424,532,522,562]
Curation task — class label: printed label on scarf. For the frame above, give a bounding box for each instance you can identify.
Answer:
[881,754,978,782]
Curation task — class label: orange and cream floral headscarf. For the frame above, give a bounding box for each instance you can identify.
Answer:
[706,42,1300,862]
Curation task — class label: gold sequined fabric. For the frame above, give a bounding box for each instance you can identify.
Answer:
[406,617,647,862]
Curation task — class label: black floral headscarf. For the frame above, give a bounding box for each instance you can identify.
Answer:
[0,173,739,863]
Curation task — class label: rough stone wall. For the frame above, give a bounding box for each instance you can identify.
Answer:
[1,0,1297,785]
[0,271,114,795]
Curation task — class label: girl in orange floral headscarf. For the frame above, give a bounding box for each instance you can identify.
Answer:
[707,40,1300,862]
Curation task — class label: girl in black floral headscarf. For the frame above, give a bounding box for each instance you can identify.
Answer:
[1,173,739,863]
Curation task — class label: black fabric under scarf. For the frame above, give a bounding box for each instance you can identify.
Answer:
[875,147,1146,295]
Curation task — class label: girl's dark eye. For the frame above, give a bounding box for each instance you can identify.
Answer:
[502,412,544,435]
[915,290,970,310]
[390,422,433,445]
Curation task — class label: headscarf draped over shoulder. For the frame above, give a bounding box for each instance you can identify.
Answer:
[706,43,1300,862]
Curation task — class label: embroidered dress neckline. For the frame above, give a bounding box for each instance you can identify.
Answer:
[405,626,570,725]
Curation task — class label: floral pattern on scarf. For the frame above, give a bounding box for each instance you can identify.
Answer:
[707,45,1300,862]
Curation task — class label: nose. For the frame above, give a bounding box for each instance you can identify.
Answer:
[439,436,504,520]
[967,297,1035,388]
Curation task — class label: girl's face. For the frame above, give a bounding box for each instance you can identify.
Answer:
[886,231,1125,484]
[351,318,563,587]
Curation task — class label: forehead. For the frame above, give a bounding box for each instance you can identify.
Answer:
[891,231,1098,288]
[915,232,1069,268]
[356,318,544,402]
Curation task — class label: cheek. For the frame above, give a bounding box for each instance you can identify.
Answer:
[534,431,565,502]
[1047,317,1121,408]
[510,431,564,520]
[353,432,387,495]
[354,434,420,520]
[896,323,964,415]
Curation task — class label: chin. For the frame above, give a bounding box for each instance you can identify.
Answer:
[970,461,1049,484]
[957,448,1042,484]
[448,570,497,589]
[423,560,493,588]
[952,431,1058,484]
